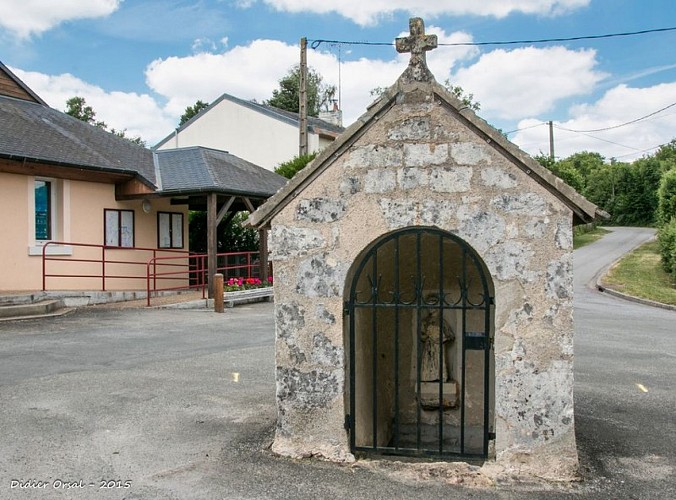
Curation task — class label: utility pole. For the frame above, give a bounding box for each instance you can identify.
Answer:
[548,120,555,161]
[299,37,308,156]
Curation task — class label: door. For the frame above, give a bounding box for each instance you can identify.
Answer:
[346,227,494,459]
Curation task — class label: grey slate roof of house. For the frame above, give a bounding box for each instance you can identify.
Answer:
[155,147,287,197]
[0,92,285,199]
[154,92,345,149]
[0,95,157,186]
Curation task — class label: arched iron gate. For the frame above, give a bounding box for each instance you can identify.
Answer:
[345,227,494,459]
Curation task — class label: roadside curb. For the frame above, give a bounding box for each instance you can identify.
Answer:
[595,280,676,311]
[595,259,676,312]
[587,231,674,312]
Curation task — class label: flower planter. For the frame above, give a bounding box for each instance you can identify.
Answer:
[223,287,273,307]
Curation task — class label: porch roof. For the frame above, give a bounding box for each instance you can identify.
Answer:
[154,146,287,199]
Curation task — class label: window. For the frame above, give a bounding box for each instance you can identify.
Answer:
[35,180,52,240]
[105,209,134,247]
[29,178,72,256]
[158,212,184,249]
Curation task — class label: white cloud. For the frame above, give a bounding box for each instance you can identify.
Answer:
[512,83,676,161]
[234,0,257,8]
[145,40,300,118]
[258,0,590,25]
[13,19,673,162]
[0,0,120,38]
[452,46,607,120]
[145,27,477,128]
[11,67,176,143]
[192,38,218,53]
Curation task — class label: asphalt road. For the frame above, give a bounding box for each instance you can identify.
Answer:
[572,227,675,499]
[0,227,673,499]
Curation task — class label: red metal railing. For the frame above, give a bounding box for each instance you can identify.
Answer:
[42,241,191,292]
[145,251,267,306]
[42,241,267,306]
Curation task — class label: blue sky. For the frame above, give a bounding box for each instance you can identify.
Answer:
[2,0,675,161]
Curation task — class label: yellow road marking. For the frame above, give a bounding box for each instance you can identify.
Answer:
[231,372,240,383]
[636,383,648,393]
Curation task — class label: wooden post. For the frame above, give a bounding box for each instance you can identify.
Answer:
[299,37,308,156]
[259,228,269,283]
[213,273,224,313]
[548,120,555,161]
[207,193,217,298]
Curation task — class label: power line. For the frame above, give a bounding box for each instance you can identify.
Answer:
[552,101,676,133]
[553,125,641,151]
[614,144,664,159]
[504,122,547,135]
[309,26,676,50]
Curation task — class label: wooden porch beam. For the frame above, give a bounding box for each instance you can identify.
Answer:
[259,228,269,283]
[242,196,256,213]
[216,196,236,226]
[207,193,218,299]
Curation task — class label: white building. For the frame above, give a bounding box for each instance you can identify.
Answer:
[154,93,344,171]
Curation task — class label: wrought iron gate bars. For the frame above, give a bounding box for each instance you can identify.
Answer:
[347,227,494,460]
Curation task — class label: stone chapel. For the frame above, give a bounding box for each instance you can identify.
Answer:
[247,18,605,480]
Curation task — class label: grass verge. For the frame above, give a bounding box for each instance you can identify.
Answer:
[602,240,676,306]
[573,226,610,249]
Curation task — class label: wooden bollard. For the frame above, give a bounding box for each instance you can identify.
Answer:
[214,273,224,313]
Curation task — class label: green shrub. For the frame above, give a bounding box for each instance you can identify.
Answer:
[274,152,318,179]
[657,217,676,278]
[657,169,676,225]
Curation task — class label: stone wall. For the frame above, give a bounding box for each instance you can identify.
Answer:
[268,87,578,478]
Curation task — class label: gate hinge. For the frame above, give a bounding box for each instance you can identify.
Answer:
[488,432,496,440]
[343,301,350,315]
[344,414,351,431]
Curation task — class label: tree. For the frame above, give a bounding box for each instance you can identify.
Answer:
[110,128,145,146]
[370,80,480,111]
[188,211,259,254]
[274,152,317,179]
[64,96,144,146]
[65,96,106,128]
[444,80,480,112]
[654,139,676,172]
[534,153,585,193]
[266,65,336,117]
[558,151,605,182]
[179,100,210,126]
[584,162,623,219]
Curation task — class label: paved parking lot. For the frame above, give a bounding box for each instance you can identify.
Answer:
[0,228,674,499]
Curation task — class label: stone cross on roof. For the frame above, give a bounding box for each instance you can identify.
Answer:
[396,17,438,80]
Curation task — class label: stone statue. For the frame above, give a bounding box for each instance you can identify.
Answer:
[420,309,455,382]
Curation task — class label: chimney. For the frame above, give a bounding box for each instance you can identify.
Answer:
[318,108,343,127]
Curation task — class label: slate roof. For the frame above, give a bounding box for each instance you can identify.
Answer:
[155,147,287,198]
[247,73,606,229]
[154,92,344,149]
[0,62,286,200]
[0,95,157,186]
